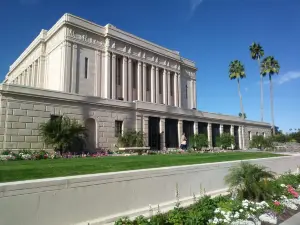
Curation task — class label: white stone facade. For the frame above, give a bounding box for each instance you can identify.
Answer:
[0,14,271,151]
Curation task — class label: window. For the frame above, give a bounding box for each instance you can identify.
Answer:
[170,74,174,96]
[117,57,122,85]
[132,61,137,89]
[84,57,88,78]
[50,115,62,121]
[248,131,251,141]
[115,120,123,137]
[146,66,151,91]
[185,84,188,99]
[159,70,163,94]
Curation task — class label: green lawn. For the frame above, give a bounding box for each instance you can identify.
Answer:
[0,152,282,183]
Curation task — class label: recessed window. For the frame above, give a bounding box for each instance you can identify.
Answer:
[117,57,122,85]
[146,66,151,91]
[115,120,123,137]
[185,84,188,99]
[170,74,174,96]
[84,57,88,79]
[132,61,137,89]
[50,115,62,121]
[159,70,163,94]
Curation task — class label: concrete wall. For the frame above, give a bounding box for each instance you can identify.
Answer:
[0,155,299,225]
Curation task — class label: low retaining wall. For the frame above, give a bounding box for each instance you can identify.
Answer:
[0,155,300,225]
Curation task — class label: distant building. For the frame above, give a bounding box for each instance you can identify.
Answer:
[0,14,270,151]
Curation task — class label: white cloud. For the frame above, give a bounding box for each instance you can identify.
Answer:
[189,0,204,18]
[275,71,300,85]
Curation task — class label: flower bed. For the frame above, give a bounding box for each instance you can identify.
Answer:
[114,168,300,225]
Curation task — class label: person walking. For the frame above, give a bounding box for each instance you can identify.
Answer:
[180,133,187,151]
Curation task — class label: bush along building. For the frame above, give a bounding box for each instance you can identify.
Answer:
[0,14,271,151]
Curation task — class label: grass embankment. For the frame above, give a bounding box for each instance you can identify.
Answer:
[0,152,281,183]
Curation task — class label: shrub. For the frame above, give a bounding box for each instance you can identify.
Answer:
[216,133,235,149]
[39,116,86,154]
[249,135,273,150]
[117,131,144,147]
[289,131,300,143]
[189,134,208,150]
[225,162,276,201]
[271,134,289,143]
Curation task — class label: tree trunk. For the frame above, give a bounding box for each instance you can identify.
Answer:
[237,79,245,119]
[269,75,275,135]
[259,59,264,122]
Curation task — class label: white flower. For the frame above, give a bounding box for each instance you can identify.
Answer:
[214,208,220,213]
[280,184,286,187]
[259,213,277,224]
[239,209,244,213]
[213,217,219,224]
[281,199,298,210]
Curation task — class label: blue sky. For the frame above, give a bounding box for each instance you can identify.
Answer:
[0,0,299,132]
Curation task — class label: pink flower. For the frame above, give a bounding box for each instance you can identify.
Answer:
[274,201,280,206]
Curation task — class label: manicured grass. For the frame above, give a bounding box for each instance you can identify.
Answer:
[0,152,282,183]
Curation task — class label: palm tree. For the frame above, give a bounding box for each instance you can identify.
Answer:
[260,56,280,135]
[250,43,265,122]
[229,60,246,119]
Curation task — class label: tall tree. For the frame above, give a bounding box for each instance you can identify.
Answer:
[229,60,246,119]
[249,43,265,121]
[260,56,280,135]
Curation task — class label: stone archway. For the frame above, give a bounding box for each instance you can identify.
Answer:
[85,118,96,151]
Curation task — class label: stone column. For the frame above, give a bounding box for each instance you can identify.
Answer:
[127,58,132,102]
[151,65,155,103]
[31,61,36,87]
[94,50,101,96]
[242,126,245,149]
[174,73,178,107]
[155,67,159,104]
[142,63,147,101]
[194,121,198,135]
[193,80,197,109]
[220,124,224,135]
[122,56,128,101]
[178,120,183,148]
[111,53,116,99]
[238,126,242,150]
[178,74,181,107]
[135,113,143,132]
[207,123,212,148]
[160,118,166,150]
[71,44,78,93]
[137,61,142,101]
[167,71,171,105]
[143,116,149,147]
[230,125,235,150]
[104,51,111,99]
[63,41,72,92]
[163,69,167,104]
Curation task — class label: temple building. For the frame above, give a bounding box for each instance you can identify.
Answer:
[0,14,270,151]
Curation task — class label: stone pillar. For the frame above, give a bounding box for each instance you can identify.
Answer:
[178,74,181,107]
[230,125,235,150]
[37,58,41,88]
[151,65,155,103]
[111,53,116,99]
[167,70,171,105]
[104,51,111,99]
[71,44,78,93]
[178,120,183,148]
[155,67,159,104]
[207,123,212,148]
[63,41,72,92]
[135,113,143,132]
[143,116,149,147]
[137,61,142,101]
[194,121,198,135]
[94,50,101,96]
[238,126,242,150]
[220,124,224,135]
[193,80,197,108]
[242,126,245,149]
[160,118,166,150]
[31,62,36,87]
[128,58,132,102]
[163,69,167,104]
[174,73,178,107]
[142,63,147,101]
[122,56,128,101]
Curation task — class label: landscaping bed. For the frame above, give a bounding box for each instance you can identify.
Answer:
[114,164,300,225]
[0,152,280,182]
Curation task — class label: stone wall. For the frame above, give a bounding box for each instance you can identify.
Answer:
[0,155,299,225]
[273,142,300,152]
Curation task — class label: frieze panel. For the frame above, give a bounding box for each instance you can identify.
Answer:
[67,27,104,47]
[107,38,193,73]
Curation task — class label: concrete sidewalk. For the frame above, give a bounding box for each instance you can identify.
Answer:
[280,212,300,225]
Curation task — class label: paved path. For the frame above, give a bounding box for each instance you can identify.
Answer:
[280,212,300,225]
